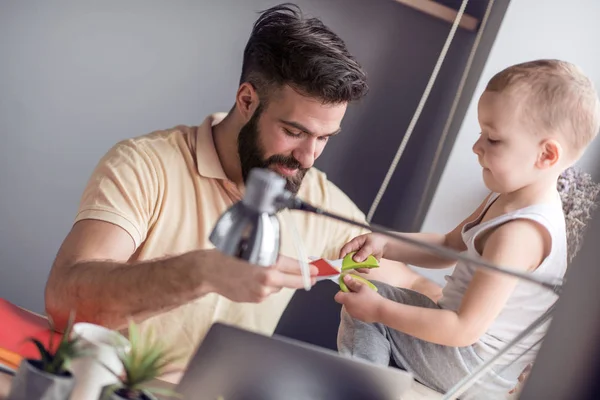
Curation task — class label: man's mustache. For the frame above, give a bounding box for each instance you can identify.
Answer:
[265,155,303,171]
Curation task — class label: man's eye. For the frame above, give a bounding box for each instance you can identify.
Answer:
[318,136,329,142]
[284,128,302,137]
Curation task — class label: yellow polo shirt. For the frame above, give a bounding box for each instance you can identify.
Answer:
[75,113,367,369]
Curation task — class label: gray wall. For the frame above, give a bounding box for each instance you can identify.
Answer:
[420,0,600,285]
[0,0,487,312]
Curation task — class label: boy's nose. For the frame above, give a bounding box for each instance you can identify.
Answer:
[472,137,483,156]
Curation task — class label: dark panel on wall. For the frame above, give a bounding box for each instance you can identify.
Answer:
[310,0,498,231]
[313,0,479,222]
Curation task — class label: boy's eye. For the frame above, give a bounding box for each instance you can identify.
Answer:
[479,131,499,144]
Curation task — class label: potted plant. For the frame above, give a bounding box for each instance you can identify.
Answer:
[100,321,182,400]
[7,312,86,400]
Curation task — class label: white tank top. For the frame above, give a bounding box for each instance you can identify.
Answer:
[438,192,567,365]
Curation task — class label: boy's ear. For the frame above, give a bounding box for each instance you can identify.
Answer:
[537,139,562,168]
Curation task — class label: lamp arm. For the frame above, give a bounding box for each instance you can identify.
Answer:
[277,194,564,296]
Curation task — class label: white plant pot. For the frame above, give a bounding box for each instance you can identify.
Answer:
[7,359,75,400]
[69,322,130,400]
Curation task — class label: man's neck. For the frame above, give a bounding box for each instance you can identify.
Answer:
[212,111,244,187]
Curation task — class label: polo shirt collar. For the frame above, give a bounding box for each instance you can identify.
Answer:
[196,113,229,180]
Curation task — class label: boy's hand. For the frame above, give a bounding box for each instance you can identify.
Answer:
[334,275,383,323]
[339,233,388,263]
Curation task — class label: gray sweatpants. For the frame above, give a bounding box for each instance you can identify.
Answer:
[337,281,525,400]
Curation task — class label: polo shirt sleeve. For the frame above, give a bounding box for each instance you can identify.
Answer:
[322,180,371,260]
[74,140,158,250]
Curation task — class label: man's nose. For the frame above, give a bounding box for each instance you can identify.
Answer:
[293,137,317,169]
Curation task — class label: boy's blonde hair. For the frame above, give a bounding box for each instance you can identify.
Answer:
[486,59,600,154]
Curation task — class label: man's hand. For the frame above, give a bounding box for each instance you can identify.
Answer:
[334,274,383,323]
[339,233,389,263]
[203,251,318,303]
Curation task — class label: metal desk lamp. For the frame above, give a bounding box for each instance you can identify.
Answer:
[209,167,565,397]
[209,168,285,267]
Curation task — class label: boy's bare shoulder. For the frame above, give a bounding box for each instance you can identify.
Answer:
[482,219,550,271]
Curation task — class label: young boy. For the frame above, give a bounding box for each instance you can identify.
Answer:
[335,59,600,399]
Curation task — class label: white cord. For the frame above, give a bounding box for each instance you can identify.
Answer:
[366,0,470,223]
[413,0,496,231]
[283,209,312,291]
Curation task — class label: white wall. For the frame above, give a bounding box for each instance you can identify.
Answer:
[419,0,600,285]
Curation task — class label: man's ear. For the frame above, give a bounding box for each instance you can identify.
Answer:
[235,82,260,122]
[537,138,562,169]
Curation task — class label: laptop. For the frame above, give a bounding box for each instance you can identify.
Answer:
[176,322,414,400]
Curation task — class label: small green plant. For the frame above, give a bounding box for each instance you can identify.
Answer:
[101,321,182,400]
[28,311,85,376]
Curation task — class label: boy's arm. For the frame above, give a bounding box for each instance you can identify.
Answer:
[382,194,493,269]
[339,218,548,346]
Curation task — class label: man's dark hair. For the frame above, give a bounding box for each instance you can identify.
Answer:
[240,3,368,105]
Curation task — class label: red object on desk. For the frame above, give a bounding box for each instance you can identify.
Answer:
[0,298,61,368]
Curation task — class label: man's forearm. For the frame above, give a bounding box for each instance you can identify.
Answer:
[45,250,211,330]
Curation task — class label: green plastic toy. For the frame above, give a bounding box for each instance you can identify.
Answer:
[338,252,380,292]
[341,252,380,271]
[338,273,378,293]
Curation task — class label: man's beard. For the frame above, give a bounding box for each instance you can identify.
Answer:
[238,106,308,194]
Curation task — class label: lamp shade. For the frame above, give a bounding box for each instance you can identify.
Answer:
[209,169,287,266]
